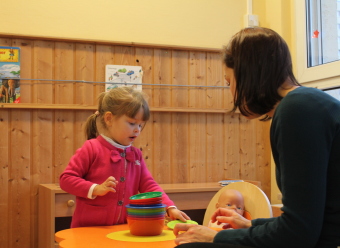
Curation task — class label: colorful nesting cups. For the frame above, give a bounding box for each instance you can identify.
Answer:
[126,192,166,236]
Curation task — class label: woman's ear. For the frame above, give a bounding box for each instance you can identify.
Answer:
[216,202,220,209]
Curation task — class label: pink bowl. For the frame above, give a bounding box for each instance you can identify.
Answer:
[127,217,165,236]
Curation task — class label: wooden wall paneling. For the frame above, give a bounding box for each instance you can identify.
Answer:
[12,39,33,103]
[171,50,189,108]
[0,37,10,248]
[189,51,206,182]
[206,52,225,182]
[171,50,189,182]
[94,44,114,96]
[152,49,172,107]
[15,38,35,248]
[54,110,75,182]
[0,110,9,248]
[10,109,32,248]
[31,40,55,248]
[151,49,172,183]
[31,39,54,182]
[239,117,256,180]
[74,43,95,105]
[32,41,54,103]
[54,42,76,181]
[31,40,55,214]
[206,52,224,109]
[224,114,241,178]
[54,42,75,105]
[206,113,225,182]
[134,48,154,171]
[31,39,55,181]
[114,46,135,66]
[74,44,95,149]
[255,120,271,197]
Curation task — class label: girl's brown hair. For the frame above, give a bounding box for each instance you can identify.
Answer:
[84,86,150,140]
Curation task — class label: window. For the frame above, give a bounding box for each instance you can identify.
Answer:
[322,86,340,100]
[306,0,340,67]
[295,0,340,83]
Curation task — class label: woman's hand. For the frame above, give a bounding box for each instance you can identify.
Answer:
[173,223,217,245]
[93,176,118,196]
[211,208,252,229]
[167,208,191,222]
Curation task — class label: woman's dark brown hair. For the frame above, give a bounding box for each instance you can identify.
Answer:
[224,27,300,119]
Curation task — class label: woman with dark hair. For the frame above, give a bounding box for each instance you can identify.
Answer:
[173,27,340,248]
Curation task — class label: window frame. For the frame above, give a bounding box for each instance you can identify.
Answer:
[295,0,340,83]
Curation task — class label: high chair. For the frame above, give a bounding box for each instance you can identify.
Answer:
[203,181,273,226]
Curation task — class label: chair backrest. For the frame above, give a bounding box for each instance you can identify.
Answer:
[203,181,273,226]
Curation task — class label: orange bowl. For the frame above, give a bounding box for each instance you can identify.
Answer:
[127,217,165,236]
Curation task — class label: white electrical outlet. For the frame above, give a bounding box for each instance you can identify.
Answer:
[244,14,259,27]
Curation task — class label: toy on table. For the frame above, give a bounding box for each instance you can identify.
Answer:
[126,192,166,236]
[166,220,198,230]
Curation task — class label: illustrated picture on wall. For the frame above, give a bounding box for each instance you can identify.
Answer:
[105,65,143,92]
[0,46,20,103]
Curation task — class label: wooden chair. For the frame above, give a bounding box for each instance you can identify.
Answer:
[203,182,273,226]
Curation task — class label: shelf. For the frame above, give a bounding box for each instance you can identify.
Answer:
[0,103,237,114]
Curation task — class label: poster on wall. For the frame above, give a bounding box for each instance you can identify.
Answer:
[105,65,143,92]
[0,46,21,103]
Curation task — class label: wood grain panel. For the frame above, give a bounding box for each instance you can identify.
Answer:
[225,114,241,178]
[54,42,76,182]
[32,41,54,103]
[75,43,95,105]
[205,52,225,182]
[239,117,256,179]
[171,50,190,182]
[0,110,9,248]
[153,49,172,107]
[255,120,271,195]
[55,42,75,104]
[152,49,172,182]
[134,48,154,170]
[189,52,206,182]
[0,37,10,248]
[95,44,113,96]
[206,113,225,182]
[9,110,31,248]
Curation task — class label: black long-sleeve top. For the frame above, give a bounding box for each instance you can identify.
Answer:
[214,87,340,248]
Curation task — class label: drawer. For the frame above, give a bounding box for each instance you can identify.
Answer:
[55,193,76,217]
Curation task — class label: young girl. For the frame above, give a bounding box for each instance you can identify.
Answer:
[60,86,190,228]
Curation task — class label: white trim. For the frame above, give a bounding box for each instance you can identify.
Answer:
[295,0,340,83]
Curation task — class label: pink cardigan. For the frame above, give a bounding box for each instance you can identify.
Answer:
[59,136,174,228]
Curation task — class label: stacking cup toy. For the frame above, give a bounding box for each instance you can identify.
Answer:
[126,192,166,236]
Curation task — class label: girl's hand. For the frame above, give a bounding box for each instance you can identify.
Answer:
[211,208,252,229]
[93,176,118,196]
[167,208,191,222]
[173,223,217,245]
